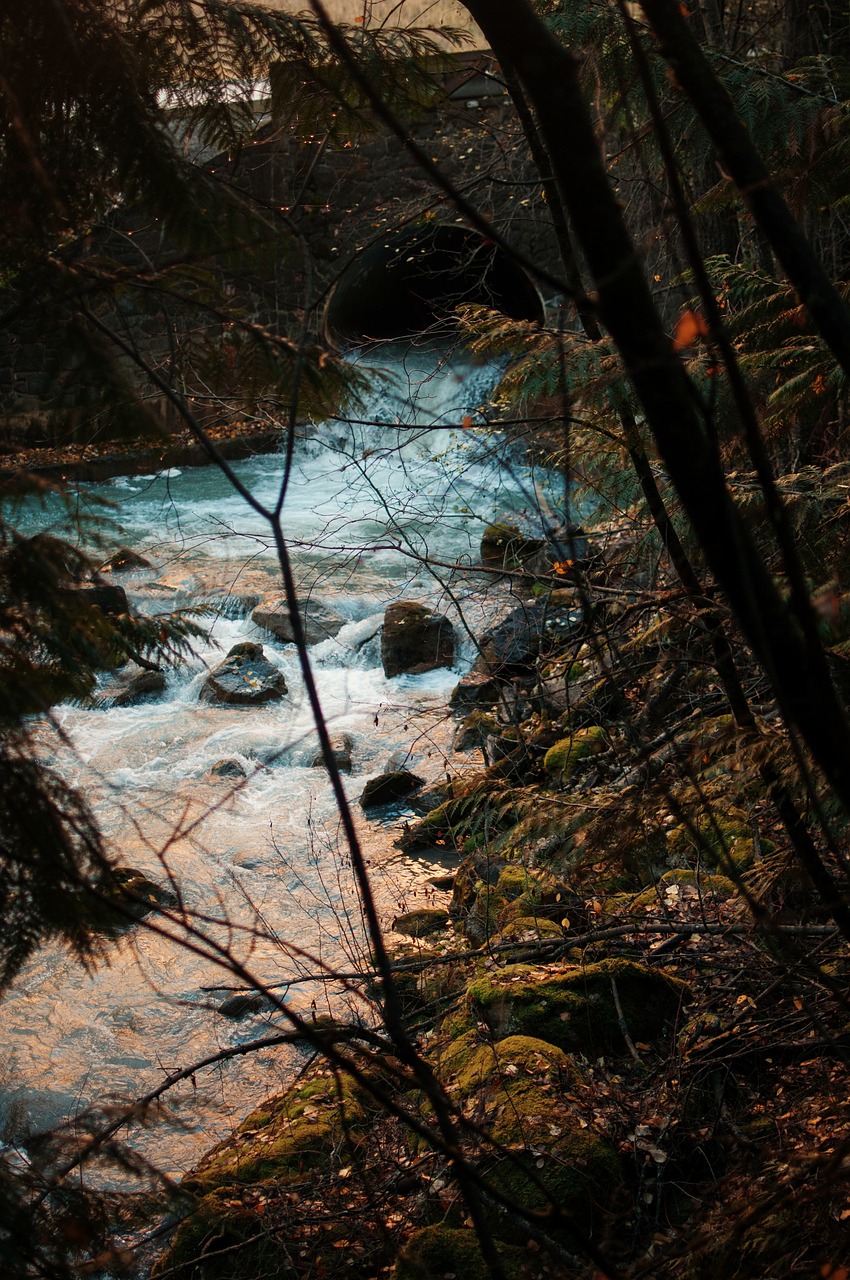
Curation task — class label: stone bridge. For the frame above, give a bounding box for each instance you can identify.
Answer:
[1,46,557,435]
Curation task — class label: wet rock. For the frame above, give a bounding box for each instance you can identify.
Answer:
[251,597,346,645]
[449,669,501,710]
[428,873,456,891]
[311,734,353,774]
[85,866,178,934]
[360,769,423,809]
[96,664,166,708]
[479,520,543,569]
[209,758,247,779]
[201,642,287,706]
[380,601,455,677]
[475,600,583,674]
[99,547,151,572]
[218,992,266,1019]
[72,582,129,617]
[393,907,450,938]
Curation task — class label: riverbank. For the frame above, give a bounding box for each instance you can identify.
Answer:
[0,421,285,485]
[144,521,850,1280]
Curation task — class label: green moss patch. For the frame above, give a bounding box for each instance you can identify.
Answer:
[466,958,690,1056]
[543,726,606,781]
[152,1187,282,1280]
[393,908,450,938]
[394,1225,535,1280]
[183,1074,366,1195]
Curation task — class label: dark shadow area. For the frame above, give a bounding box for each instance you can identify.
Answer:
[323,224,544,348]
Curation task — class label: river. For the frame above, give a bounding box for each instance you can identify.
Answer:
[2,339,563,1183]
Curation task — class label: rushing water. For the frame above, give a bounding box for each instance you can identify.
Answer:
[2,341,563,1182]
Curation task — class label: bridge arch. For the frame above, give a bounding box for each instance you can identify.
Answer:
[322,223,544,348]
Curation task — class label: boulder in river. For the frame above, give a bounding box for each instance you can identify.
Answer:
[380,601,455,677]
[201,642,287,705]
[252,597,346,645]
[360,769,424,809]
[209,758,248,780]
[311,734,353,774]
[479,520,543,569]
[99,547,152,572]
[71,582,129,617]
[96,664,166,709]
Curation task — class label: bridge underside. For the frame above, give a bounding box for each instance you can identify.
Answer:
[323,224,544,348]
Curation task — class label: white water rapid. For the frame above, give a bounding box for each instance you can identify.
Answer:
[2,341,564,1182]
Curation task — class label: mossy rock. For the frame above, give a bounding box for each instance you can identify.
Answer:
[629,868,740,909]
[665,811,773,873]
[543,726,606,781]
[393,908,450,938]
[466,958,690,1056]
[448,1035,619,1239]
[394,1225,535,1280]
[465,883,509,944]
[183,1074,366,1195]
[152,1186,285,1280]
[479,522,542,569]
[495,916,565,943]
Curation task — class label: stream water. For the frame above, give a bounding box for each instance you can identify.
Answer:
[2,340,564,1183]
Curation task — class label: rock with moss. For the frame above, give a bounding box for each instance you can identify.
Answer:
[495,916,565,944]
[466,959,690,1056]
[393,1225,535,1280]
[152,1186,284,1280]
[479,522,543,569]
[393,907,450,938]
[631,868,740,909]
[183,1074,366,1195]
[543,726,606,781]
[438,1034,620,1240]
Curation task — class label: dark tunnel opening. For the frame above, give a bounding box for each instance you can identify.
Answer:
[322,224,544,348]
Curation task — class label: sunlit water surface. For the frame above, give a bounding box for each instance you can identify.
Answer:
[2,342,566,1181]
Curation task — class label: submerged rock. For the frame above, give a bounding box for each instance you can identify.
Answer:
[209,758,247,779]
[310,734,353,773]
[218,992,266,1019]
[99,547,152,572]
[252,597,346,645]
[85,866,177,934]
[360,769,423,809]
[201,642,287,706]
[96,664,166,708]
[381,601,455,677]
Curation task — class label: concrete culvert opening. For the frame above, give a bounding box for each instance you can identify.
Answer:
[323,224,544,349]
